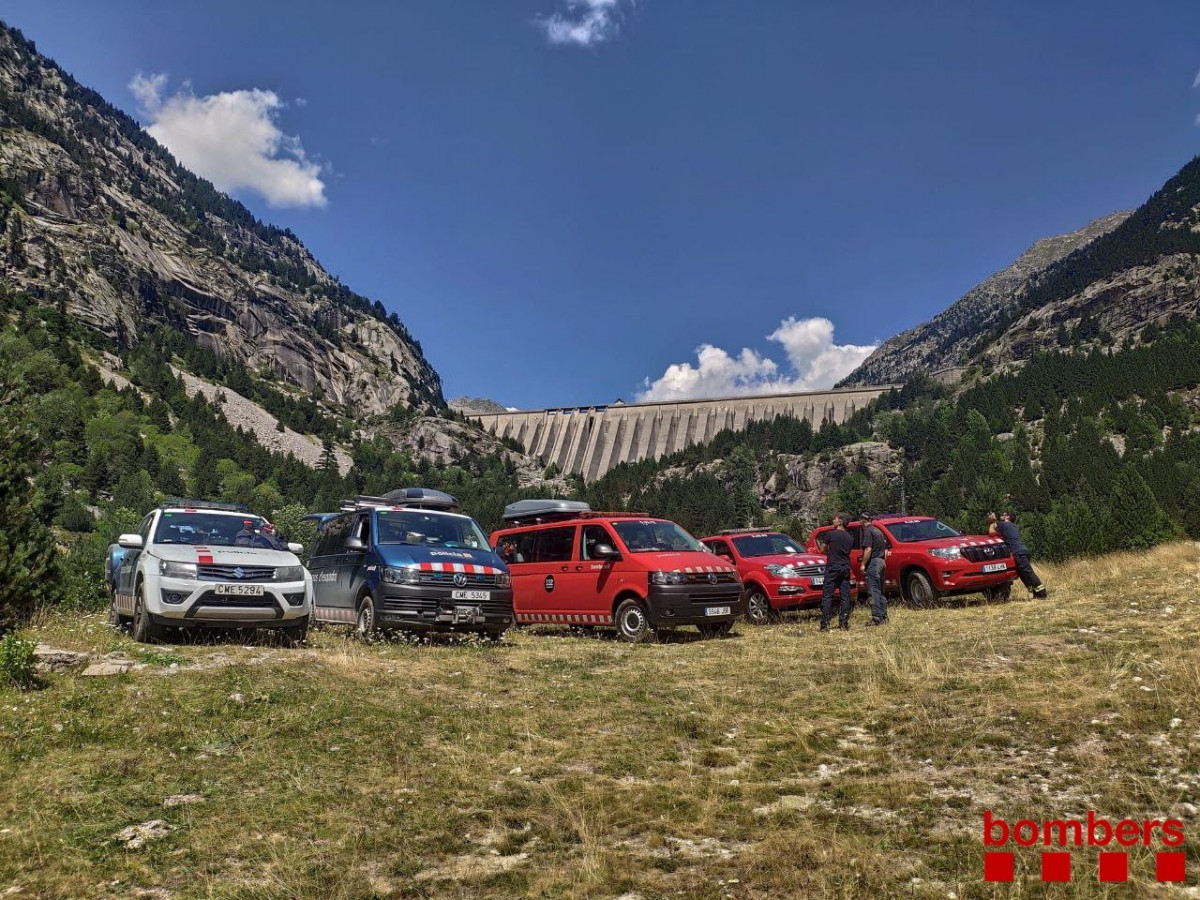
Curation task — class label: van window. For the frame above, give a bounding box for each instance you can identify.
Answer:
[507,531,538,564]
[536,526,576,563]
[315,515,352,557]
[581,525,614,560]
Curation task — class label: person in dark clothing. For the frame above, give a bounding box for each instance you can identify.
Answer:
[988,511,1048,599]
[860,513,889,625]
[817,512,854,630]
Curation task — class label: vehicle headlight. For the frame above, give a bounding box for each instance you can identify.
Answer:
[765,564,797,579]
[649,571,686,586]
[495,572,511,588]
[929,547,962,561]
[383,566,421,585]
[160,560,198,579]
[274,565,305,582]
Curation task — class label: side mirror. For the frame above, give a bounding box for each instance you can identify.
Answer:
[592,543,620,560]
[288,542,304,555]
[344,536,366,552]
[117,533,144,550]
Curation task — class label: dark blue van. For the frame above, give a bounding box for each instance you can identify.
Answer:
[307,488,514,640]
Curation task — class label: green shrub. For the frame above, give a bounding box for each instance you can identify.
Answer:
[0,632,36,689]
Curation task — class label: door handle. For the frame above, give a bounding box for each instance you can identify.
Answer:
[575,565,583,571]
[561,565,569,572]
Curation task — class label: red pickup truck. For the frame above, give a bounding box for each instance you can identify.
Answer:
[808,514,1017,606]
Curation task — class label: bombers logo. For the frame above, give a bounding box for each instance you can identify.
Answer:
[983,811,1186,883]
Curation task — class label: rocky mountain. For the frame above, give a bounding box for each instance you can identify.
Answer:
[0,22,442,418]
[844,154,1200,387]
[841,211,1130,386]
[448,396,511,416]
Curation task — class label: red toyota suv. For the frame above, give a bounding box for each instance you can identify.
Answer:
[807,514,1017,606]
[700,529,843,625]
[492,500,743,643]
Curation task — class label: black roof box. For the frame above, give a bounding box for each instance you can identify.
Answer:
[341,488,460,511]
[502,499,591,524]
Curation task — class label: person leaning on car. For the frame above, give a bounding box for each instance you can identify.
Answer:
[988,510,1048,599]
[816,512,854,631]
[860,512,889,626]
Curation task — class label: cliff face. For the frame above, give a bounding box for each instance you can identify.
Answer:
[0,22,443,417]
[842,212,1131,386]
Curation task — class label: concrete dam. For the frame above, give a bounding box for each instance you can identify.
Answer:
[469,386,894,481]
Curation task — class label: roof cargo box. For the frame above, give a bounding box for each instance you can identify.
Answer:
[502,499,592,524]
[381,487,459,510]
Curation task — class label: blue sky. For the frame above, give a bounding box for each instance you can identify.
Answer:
[4,1,1199,408]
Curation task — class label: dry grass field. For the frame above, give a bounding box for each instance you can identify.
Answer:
[3,542,1200,899]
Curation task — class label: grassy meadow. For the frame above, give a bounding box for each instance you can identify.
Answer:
[2,542,1200,899]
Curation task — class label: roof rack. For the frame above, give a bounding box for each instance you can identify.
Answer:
[160,498,252,513]
[339,487,460,512]
[717,527,775,535]
[501,500,654,526]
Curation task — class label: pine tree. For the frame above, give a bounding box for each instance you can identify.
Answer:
[0,384,63,630]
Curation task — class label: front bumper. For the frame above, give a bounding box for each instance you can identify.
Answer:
[767,577,853,608]
[932,563,1018,594]
[377,583,514,631]
[149,576,310,627]
[646,583,744,626]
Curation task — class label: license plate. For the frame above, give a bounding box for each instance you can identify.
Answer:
[452,590,489,601]
[810,576,824,586]
[982,563,1007,573]
[705,606,731,617]
[215,584,264,596]
[454,605,482,623]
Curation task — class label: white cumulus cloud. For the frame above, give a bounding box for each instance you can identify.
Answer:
[535,0,630,47]
[129,72,327,208]
[636,316,877,402]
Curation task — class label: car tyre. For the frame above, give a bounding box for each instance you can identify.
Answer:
[983,583,1013,603]
[355,595,380,643]
[615,598,655,644]
[698,620,734,639]
[131,584,167,644]
[282,621,308,646]
[108,591,129,630]
[744,590,778,626]
[904,570,940,609]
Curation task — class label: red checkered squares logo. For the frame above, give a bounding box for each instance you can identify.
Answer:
[984,811,1187,883]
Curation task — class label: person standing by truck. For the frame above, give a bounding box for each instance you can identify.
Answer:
[988,511,1048,599]
[816,513,854,631]
[860,512,889,626]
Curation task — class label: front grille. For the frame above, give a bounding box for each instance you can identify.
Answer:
[687,588,743,605]
[785,564,825,577]
[961,545,1012,563]
[418,571,501,587]
[381,595,513,616]
[195,590,278,609]
[683,571,739,584]
[198,564,276,582]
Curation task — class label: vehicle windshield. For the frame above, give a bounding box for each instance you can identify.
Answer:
[376,510,490,549]
[886,519,961,543]
[731,533,804,558]
[154,512,266,546]
[613,520,705,553]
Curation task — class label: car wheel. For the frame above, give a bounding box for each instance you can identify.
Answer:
[615,598,655,644]
[131,585,166,644]
[108,592,128,630]
[983,583,1012,603]
[355,595,379,642]
[744,590,777,626]
[698,620,734,639]
[904,571,940,609]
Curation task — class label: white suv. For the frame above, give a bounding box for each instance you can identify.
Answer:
[109,500,312,643]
